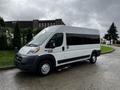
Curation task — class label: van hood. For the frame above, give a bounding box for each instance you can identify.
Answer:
[18,46,37,55]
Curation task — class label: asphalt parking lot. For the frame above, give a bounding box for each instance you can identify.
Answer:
[0,46,120,90]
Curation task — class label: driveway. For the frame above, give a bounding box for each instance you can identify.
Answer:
[0,46,120,90]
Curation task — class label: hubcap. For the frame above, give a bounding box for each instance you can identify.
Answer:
[41,63,50,75]
[92,56,96,62]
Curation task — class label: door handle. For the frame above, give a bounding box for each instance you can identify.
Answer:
[62,46,65,51]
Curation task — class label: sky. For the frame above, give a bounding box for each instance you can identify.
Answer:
[0,0,120,37]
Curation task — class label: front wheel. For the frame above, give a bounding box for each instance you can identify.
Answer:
[89,54,97,64]
[38,60,52,76]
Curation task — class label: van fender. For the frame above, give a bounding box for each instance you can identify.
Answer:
[91,50,101,57]
[36,54,56,67]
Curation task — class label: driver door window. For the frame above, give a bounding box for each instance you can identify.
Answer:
[45,33,63,48]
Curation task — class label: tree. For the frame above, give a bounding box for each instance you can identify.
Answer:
[0,35,7,50]
[13,22,21,49]
[26,28,33,43]
[21,28,27,45]
[0,17,7,50]
[0,17,5,27]
[6,27,14,49]
[104,22,119,44]
[104,34,110,40]
[33,27,43,35]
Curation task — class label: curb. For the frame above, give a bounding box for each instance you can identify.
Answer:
[0,66,16,71]
[113,45,120,47]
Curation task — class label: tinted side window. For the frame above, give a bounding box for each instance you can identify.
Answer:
[66,34,83,45]
[46,33,63,48]
[66,33,100,45]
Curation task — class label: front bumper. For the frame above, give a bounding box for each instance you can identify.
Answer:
[15,54,39,72]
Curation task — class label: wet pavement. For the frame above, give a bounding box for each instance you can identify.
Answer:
[0,46,120,90]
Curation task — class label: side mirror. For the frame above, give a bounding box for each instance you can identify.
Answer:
[48,40,56,48]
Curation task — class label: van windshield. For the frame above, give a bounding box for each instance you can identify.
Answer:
[27,27,53,47]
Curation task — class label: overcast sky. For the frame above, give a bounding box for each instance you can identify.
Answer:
[0,0,120,37]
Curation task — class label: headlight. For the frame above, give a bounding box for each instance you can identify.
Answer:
[27,47,40,54]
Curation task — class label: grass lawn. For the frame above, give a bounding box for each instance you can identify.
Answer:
[101,45,114,54]
[0,50,15,67]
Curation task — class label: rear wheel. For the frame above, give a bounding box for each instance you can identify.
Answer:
[38,60,52,76]
[89,53,97,64]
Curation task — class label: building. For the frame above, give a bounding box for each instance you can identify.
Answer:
[5,19,65,30]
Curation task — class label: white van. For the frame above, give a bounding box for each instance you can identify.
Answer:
[15,25,101,75]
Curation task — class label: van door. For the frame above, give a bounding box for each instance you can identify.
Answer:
[45,33,65,65]
[60,33,91,64]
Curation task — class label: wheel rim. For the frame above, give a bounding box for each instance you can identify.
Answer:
[92,55,96,62]
[41,63,50,75]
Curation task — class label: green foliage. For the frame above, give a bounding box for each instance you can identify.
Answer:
[20,27,33,45]
[26,28,33,43]
[104,22,119,44]
[13,22,21,49]
[104,34,110,40]
[0,17,5,27]
[108,23,119,40]
[0,35,7,50]
[0,17,7,50]
[0,17,45,50]
[6,28,14,49]
[33,27,43,35]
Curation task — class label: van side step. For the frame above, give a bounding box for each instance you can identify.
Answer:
[57,55,90,64]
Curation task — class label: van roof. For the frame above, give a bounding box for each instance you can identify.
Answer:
[47,25,100,35]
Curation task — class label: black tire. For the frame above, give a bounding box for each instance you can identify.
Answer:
[38,60,53,76]
[89,53,97,64]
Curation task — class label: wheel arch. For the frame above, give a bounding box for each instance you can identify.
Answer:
[91,49,101,57]
[89,50,98,64]
[37,54,56,67]
[91,50,98,56]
